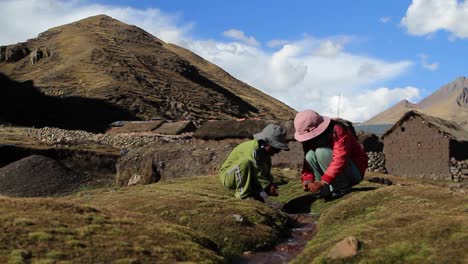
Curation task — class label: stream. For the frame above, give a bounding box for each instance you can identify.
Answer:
[232,198,319,264]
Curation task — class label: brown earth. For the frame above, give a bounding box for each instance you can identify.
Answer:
[0,155,81,197]
[0,126,119,188]
[0,15,296,129]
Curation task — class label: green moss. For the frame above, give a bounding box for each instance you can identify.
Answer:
[32,259,55,264]
[13,218,34,227]
[28,231,53,241]
[288,182,468,264]
[65,239,86,248]
[113,259,140,264]
[367,242,432,264]
[8,249,31,264]
[78,224,101,237]
[45,250,66,260]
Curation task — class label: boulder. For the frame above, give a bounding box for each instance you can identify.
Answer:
[327,236,359,260]
[0,155,81,197]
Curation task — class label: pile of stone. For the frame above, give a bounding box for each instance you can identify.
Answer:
[26,127,190,150]
[450,158,468,182]
[366,151,387,173]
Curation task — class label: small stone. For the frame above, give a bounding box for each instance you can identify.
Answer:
[232,214,243,222]
[327,236,359,260]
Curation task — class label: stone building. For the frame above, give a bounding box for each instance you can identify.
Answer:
[382,111,468,180]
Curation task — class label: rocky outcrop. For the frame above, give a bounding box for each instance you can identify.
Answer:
[30,47,51,64]
[115,141,234,186]
[456,87,468,108]
[0,44,31,62]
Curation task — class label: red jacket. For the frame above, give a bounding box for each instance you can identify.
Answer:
[301,123,368,184]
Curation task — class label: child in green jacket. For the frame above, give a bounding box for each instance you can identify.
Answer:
[219,124,289,201]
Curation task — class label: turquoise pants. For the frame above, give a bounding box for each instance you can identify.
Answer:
[305,148,362,193]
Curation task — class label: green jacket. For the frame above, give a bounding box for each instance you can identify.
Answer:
[219,139,273,190]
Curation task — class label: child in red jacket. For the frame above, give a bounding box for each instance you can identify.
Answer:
[294,110,368,197]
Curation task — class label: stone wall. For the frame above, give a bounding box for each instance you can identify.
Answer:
[366,152,387,173]
[450,158,468,182]
[26,127,190,149]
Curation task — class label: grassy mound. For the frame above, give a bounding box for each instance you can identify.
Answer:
[0,196,221,263]
[67,175,289,258]
[271,173,468,264]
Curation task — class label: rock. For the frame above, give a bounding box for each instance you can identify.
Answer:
[232,214,244,222]
[327,236,359,260]
[1,44,30,62]
[30,47,50,64]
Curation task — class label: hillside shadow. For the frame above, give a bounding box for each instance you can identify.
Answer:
[0,73,138,132]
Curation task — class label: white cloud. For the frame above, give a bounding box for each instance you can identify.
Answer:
[419,54,439,71]
[313,40,343,57]
[401,0,468,39]
[326,87,421,121]
[0,0,189,46]
[0,0,417,122]
[223,29,260,46]
[380,17,391,23]
[187,37,414,122]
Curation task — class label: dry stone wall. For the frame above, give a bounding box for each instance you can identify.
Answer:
[450,158,468,182]
[26,127,190,150]
[366,152,387,173]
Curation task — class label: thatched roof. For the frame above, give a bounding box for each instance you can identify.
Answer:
[153,121,197,135]
[107,120,164,134]
[193,119,295,140]
[382,110,468,142]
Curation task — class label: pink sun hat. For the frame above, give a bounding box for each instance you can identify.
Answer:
[294,110,331,142]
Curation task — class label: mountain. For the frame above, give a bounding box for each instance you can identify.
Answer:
[365,77,468,130]
[0,15,295,128]
[365,99,419,125]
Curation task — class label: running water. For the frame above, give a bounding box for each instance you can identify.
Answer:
[232,198,319,264]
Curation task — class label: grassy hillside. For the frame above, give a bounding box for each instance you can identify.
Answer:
[0,169,466,263]
[272,173,468,264]
[67,175,289,258]
[0,196,222,263]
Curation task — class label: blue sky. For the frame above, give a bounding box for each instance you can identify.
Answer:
[2,0,468,122]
